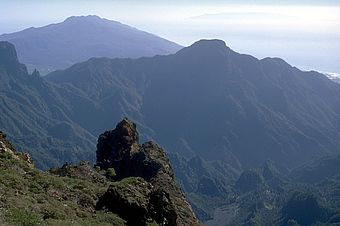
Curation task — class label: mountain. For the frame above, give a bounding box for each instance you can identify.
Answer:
[0,41,98,169]
[0,15,182,74]
[0,119,200,226]
[47,39,340,170]
[3,39,340,221]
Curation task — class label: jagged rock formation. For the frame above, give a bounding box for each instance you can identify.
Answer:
[96,118,201,226]
[96,118,140,176]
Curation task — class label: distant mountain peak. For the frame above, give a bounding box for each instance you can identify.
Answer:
[188,39,231,53]
[177,39,232,59]
[0,16,182,73]
[64,15,101,21]
[192,39,228,48]
[63,15,111,24]
[261,56,291,68]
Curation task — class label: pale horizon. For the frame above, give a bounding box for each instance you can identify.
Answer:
[1,0,339,73]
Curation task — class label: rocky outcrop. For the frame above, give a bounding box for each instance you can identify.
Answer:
[96,118,201,226]
[49,161,106,184]
[96,118,140,178]
[96,177,177,226]
[0,131,16,155]
[0,131,33,167]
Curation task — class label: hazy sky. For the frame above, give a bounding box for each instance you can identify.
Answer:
[0,0,340,73]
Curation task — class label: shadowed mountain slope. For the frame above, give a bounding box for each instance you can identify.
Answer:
[0,41,99,169]
[290,154,340,184]
[47,39,340,170]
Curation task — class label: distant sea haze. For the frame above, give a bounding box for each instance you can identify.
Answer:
[0,2,339,73]
[323,72,340,80]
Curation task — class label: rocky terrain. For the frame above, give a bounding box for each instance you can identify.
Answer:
[95,118,201,225]
[0,118,200,226]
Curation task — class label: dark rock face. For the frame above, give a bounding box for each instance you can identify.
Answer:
[96,118,164,181]
[96,118,201,226]
[96,118,140,176]
[96,178,178,226]
[96,177,152,226]
[149,189,177,225]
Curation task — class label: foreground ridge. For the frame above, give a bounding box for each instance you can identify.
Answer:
[0,119,201,226]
